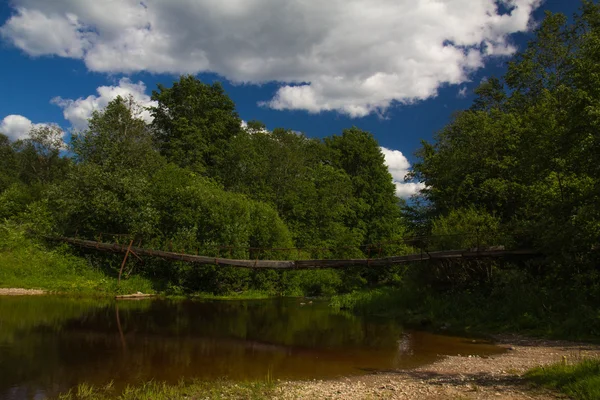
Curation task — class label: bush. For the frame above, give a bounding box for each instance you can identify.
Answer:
[429,207,502,250]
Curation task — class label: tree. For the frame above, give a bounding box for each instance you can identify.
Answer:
[13,125,69,186]
[71,95,162,173]
[412,2,600,275]
[0,134,18,192]
[50,96,162,237]
[470,77,506,112]
[150,76,242,175]
[324,127,403,246]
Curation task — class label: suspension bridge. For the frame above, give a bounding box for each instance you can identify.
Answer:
[48,234,540,282]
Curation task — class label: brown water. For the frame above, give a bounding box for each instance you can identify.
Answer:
[0,296,503,399]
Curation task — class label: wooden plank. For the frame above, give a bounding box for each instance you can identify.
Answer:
[48,236,540,270]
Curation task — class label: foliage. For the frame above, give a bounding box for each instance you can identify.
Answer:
[0,133,18,192]
[429,207,502,250]
[331,264,600,339]
[410,2,600,298]
[0,183,38,220]
[2,73,408,296]
[0,222,153,294]
[151,75,242,175]
[13,125,70,186]
[71,95,163,173]
[527,358,600,400]
[219,127,368,257]
[324,127,403,247]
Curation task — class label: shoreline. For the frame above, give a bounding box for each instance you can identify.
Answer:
[2,290,598,398]
[274,335,600,399]
[0,288,46,295]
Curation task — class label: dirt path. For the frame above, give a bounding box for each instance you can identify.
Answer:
[0,288,46,295]
[274,335,600,399]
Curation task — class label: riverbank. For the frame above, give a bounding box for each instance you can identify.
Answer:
[0,225,154,295]
[331,283,600,341]
[0,288,45,295]
[274,335,600,399]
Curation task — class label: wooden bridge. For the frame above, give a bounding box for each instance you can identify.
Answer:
[51,236,539,272]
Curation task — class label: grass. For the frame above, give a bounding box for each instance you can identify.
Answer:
[526,358,600,400]
[0,223,153,295]
[55,379,276,400]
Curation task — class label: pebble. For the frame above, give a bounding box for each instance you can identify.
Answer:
[272,336,600,400]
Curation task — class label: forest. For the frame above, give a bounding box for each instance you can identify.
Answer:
[1,2,599,335]
[0,73,410,296]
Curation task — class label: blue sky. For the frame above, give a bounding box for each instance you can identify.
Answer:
[0,0,582,197]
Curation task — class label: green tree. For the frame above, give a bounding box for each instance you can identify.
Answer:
[412,2,600,275]
[71,95,162,173]
[0,134,18,192]
[150,75,242,175]
[13,125,70,186]
[51,97,162,237]
[324,127,403,247]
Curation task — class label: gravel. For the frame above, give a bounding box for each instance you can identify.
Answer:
[273,334,600,399]
[0,288,46,295]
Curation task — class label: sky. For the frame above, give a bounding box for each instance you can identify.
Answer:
[0,0,582,198]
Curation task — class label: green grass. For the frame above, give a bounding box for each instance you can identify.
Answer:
[55,379,276,400]
[0,223,153,295]
[526,358,600,400]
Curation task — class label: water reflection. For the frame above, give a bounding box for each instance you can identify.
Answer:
[0,296,504,399]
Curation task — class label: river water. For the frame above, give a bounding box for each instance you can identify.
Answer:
[0,296,503,399]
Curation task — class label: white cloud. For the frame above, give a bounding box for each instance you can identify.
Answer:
[457,86,468,98]
[394,182,427,199]
[1,0,541,117]
[381,146,425,198]
[0,114,47,141]
[51,78,157,131]
[0,8,92,58]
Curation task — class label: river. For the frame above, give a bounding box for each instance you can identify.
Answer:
[0,296,503,399]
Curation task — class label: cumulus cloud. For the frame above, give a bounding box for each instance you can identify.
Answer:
[457,86,468,98]
[1,0,541,117]
[380,146,425,198]
[51,78,156,130]
[0,8,92,58]
[0,114,48,141]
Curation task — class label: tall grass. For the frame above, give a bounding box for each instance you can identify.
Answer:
[56,379,276,400]
[526,358,600,400]
[0,222,153,295]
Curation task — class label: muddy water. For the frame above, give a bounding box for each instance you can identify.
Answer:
[0,296,504,399]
